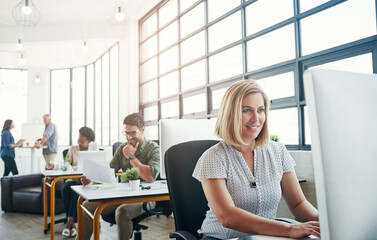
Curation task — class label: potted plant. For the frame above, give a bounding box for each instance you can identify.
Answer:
[61,154,72,171]
[120,167,140,191]
[270,135,280,142]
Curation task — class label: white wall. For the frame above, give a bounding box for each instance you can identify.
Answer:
[117,19,140,142]
[26,68,50,123]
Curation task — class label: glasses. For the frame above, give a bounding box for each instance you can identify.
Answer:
[122,128,141,137]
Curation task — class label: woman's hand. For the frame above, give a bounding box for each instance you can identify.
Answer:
[80,175,92,186]
[289,221,320,238]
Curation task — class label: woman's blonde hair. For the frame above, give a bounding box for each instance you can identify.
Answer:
[215,79,270,148]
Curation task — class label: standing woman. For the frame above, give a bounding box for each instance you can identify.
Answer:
[1,120,22,176]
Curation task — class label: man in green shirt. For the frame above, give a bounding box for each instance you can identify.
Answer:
[80,113,160,240]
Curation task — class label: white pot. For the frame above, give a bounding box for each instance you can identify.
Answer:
[129,179,140,191]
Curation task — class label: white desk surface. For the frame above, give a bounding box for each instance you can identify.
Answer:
[41,170,83,177]
[71,180,168,202]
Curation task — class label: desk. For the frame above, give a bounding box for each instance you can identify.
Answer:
[72,180,169,240]
[20,145,47,173]
[41,170,83,240]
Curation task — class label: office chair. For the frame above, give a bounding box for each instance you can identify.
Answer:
[101,142,172,240]
[165,140,219,240]
[164,140,299,240]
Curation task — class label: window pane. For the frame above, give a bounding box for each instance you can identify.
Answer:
[180,2,204,38]
[141,57,157,82]
[95,60,102,145]
[209,11,241,52]
[301,0,376,55]
[144,105,158,121]
[257,72,295,100]
[181,31,205,64]
[141,35,157,62]
[160,71,178,98]
[181,60,206,91]
[144,125,158,140]
[304,106,311,145]
[102,53,110,145]
[309,53,373,74]
[212,87,228,110]
[72,67,85,144]
[160,46,178,74]
[159,0,177,27]
[0,69,27,140]
[159,21,178,51]
[209,44,243,83]
[183,93,206,115]
[161,100,179,118]
[142,80,158,103]
[247,24,295,71]
[180,0,198,12]
[300,0,330,13]
[141,13,157,41]
[110,45,119,144]
[268,108,298,144]
[51,69,70,146]
[207,0,240,22]
[86,64,94,129]
[246,0,293,35]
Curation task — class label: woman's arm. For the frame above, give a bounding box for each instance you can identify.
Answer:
[202,178,320,238]
[281,171,319,222]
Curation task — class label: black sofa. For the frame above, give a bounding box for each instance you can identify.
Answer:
[1,173,65,215]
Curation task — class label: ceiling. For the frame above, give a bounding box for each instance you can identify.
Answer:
[0,0,159,69]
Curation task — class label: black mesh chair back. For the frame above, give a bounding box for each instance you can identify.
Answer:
[165,140,219,239]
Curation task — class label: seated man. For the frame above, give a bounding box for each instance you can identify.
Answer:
[80,113,160,240]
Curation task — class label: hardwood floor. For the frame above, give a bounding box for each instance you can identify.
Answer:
[0,210,175,240]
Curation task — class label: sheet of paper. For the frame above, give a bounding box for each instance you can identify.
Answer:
[83,157,117,185]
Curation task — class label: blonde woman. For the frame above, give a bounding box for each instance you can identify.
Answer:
[193,80,320,239]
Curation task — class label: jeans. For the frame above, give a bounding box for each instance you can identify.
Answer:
[61,180,81,219]
[2,155,18,176]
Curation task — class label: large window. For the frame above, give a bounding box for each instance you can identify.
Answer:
[0,69,28,140]
[51,44,119,146]
[139,0,377,149]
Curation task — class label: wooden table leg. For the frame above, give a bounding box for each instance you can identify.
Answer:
[50,178,57,240]
[77,196,84,240]
[93,202,108,240]
[43,177,48,233]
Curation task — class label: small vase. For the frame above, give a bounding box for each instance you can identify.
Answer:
[129,179,140,191]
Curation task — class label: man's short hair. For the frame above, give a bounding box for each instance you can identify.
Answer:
[123,113,145,128]
[43,114,51,119]
[79,126,95,142]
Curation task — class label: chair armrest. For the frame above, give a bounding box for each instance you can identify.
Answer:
[142,202,163,215]
[1,176,13,211]
[169,231,198,240]
[275,217,300,224]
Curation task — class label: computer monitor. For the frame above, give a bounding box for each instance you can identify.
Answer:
[304,68,377,240]
[159,118,219,179]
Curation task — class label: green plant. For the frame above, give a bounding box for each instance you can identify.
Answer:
[270,135,279,142]
[120,167,140,183]
[64,154,71,164]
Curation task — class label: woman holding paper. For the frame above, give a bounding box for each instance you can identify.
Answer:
[1,119,23,176]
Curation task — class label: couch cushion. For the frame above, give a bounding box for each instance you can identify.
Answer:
[13,191,42,214]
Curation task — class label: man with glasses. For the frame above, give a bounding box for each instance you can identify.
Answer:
[80,113,160,240]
